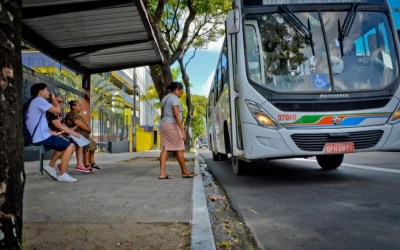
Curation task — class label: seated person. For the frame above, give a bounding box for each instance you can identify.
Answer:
[25,83,77,183]
[46,95,94,173]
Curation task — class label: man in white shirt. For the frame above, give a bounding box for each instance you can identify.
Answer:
[26,83,77,182]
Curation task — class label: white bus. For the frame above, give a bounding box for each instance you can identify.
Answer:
[207,0,400,174]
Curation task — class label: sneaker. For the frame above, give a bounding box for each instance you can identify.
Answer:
[57,173,77,183]
[44,165,58,180]
[75,165,90,173]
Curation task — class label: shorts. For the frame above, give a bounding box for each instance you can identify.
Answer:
[34,135,71,151]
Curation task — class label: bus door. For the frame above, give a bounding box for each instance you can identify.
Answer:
[227,9,245,158]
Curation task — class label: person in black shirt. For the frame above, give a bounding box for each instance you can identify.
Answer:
[46,96,92,173]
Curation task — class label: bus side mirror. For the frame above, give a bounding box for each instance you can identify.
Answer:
[227,9,240,34]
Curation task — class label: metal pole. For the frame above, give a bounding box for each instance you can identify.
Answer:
[130,68,137,152]
[133,83,137,151]
[122,84,126,141]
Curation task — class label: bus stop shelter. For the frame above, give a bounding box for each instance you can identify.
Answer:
[21,0,163,131]
[22,0,162,76]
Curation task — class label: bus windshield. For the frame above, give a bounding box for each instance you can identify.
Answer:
[244,10,398,93]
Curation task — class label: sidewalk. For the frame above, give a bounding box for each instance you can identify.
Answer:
[22,150,214,249]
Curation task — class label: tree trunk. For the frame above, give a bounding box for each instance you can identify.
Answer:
[178,58,193,152]
[149,62,173,101]
[0,0,25,248]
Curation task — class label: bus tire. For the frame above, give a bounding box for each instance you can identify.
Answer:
[212,151,220,161]
[316,154,344,170]
[232,157,246,175]
[220,153,228,161]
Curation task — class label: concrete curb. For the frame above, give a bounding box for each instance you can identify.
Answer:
[190,153,216,250]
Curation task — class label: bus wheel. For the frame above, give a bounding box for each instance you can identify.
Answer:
[316,154,344,170]
[220,153,228,161]
[232,157,246,175]
[212,151,220,161]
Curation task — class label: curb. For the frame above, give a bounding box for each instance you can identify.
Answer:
[190,153,216,250]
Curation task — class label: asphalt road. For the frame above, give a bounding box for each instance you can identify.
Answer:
[199,149,400,250]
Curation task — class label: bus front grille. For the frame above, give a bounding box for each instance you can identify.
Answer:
[274,99,390,112]
[290,130,384,151]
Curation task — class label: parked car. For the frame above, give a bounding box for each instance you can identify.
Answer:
[197,138,208,148]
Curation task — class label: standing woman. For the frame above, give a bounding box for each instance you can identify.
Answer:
[65,100,100,171]
[159,82,197,179]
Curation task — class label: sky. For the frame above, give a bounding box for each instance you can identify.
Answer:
[184,0,400,97]
[180,39,224,97]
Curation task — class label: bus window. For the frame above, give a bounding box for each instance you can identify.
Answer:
[245,24,262,84]
[231,34,239,92]
[221,43,228,93]
[244,10,398,93]
[219,60,224,96]
[323,11,398,90]
[214,70,219,102]
[244,12,331,92]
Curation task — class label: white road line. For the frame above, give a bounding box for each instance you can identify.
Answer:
[341,163,400,174]
[291,158,400,174]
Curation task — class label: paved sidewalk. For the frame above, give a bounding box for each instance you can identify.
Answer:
[23,150,214,249]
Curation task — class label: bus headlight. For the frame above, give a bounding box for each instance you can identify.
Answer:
[388,105,400,124]
[246,100,281,129]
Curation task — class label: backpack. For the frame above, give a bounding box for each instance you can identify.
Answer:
[23,98,43,146]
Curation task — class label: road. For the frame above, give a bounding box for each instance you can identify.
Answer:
[198,149,400,250]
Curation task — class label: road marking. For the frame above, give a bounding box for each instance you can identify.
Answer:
[341,163,400,174]
[292,158,400,174]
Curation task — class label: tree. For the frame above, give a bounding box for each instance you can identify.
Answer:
[0,0,25,248]
[190,94,207,140]
[143,0,230,150]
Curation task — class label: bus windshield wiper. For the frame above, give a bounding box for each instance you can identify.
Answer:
[338,4,359,56]
[279,5,315,56]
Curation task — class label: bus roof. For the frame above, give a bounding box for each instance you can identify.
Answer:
[243,0,385,7]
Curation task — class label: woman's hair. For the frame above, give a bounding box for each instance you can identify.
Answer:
[167,81,184,91]
[68,100,78,110]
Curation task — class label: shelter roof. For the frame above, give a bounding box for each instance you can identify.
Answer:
[22,0,162,75]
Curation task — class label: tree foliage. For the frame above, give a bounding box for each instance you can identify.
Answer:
[143,0,230,98]
[143,0,230,150]
[190,94,207,139]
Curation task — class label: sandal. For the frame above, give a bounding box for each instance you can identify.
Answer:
[85,165,95,173]
[90,162,101,170]
[182,172,198,178]
[159,175,173,180]
[75,165,90,173]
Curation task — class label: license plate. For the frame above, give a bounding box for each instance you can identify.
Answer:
[325,142,355,154]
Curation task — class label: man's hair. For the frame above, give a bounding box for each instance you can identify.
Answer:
[166,81,184,91]
[30,83,48,97]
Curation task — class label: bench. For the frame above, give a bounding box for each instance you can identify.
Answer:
[25,145,45,175]
[96,142,108,152]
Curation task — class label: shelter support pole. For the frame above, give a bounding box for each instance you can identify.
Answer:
[132,84,137,152]
[82,74,91,127]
